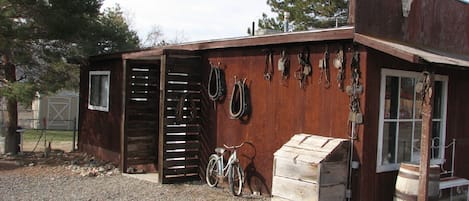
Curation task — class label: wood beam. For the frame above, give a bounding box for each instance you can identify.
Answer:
[418,71,434,201]
[158,54,167,183]
[120,59,128,172]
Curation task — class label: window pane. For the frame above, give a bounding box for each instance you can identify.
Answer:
[397,122,413,163]
[90,75,102,106]
[431,121,441,159]
[415,89,423,119]
[399,77,415,119]
[100,75,109,107]
[432,81,443,119]
[385,76,399,119]
[412,121,422,162]
[382,122,397,165]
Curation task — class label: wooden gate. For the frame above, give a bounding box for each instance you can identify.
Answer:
[159,51,202,183]
[124,60,160,172]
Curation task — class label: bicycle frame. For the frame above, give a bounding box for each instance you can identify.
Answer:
[213,148,239,178]
[206,142,245,196]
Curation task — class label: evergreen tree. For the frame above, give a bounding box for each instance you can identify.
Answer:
[258,0,349,31]
[0,0,139,154]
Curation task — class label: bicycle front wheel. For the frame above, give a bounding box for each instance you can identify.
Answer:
[228,163,243,196]
[206,156,219,187]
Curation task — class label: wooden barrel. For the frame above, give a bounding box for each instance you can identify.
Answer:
[394,163,440,201]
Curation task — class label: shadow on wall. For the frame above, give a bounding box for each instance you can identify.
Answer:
[242,141,271,195]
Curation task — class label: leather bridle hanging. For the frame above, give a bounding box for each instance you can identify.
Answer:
[278,49,290,80]
[318,46,331,88]
[263,49,274,81]
[295,47,312,88]
[334,47,345,91]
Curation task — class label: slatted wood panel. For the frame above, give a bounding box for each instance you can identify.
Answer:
[160,54,202,183]
[125,62,159,170]
[198,67,216,182]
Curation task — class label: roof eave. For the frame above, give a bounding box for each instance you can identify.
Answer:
[354,33,469,68]
[122,26,355,60]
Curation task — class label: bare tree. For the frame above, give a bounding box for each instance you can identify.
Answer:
[142,25,167,47]
[142,26,188,48]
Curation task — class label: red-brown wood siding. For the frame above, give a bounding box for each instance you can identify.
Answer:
[200,40,364,193]
[79,58,124,164]
[446,69,469,179]
[356,0,469,55]
[363,48,469,201]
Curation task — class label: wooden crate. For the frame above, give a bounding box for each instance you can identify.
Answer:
[272,134,349,201]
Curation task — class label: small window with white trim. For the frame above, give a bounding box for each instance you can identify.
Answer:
[88,71,110,112]
[377,69,448,172]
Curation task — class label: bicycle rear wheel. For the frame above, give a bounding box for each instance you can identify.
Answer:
[206,156,219,187]
[228,163,243,196]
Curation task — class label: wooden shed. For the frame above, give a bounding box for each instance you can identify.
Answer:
[79,0,469,199]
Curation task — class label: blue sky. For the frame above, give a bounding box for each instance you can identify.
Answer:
[103,0,274,43]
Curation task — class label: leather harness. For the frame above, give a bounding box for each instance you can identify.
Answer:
[208,64,226,101]
[229,76,250,120]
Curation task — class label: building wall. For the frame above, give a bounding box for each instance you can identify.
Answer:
[446,69,469,179]
[78,58,124,164]
[364,48,469,201]
[356,0,469,55]
[200,40,367,194]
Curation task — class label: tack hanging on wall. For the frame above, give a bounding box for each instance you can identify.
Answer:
[318,45,331,89]
[262,49,274,81]
[207,63,226,102]
[334,46,346,91]
[229,76,251,121]
[175,93,198,124]
[278,49,290,82]
[346,49,363,125]
[295,47,312,88]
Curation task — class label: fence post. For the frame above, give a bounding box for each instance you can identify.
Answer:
[72,117,76,151]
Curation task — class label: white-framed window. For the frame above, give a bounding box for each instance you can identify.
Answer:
[88,71,110,112]
[377,69,448,173]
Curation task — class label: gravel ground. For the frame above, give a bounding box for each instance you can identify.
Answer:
[0,153,270,201]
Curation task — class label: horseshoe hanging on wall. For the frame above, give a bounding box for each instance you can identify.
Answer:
[176,93,198,124]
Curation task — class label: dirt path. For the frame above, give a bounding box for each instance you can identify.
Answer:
[0,150,270,201]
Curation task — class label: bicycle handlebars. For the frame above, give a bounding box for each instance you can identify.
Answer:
[223,142,245,150]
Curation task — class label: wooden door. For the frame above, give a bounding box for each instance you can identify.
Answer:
[159,50,202,183]
[124,60,160,172]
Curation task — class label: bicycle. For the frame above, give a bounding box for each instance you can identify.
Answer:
[205,142,245,196]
